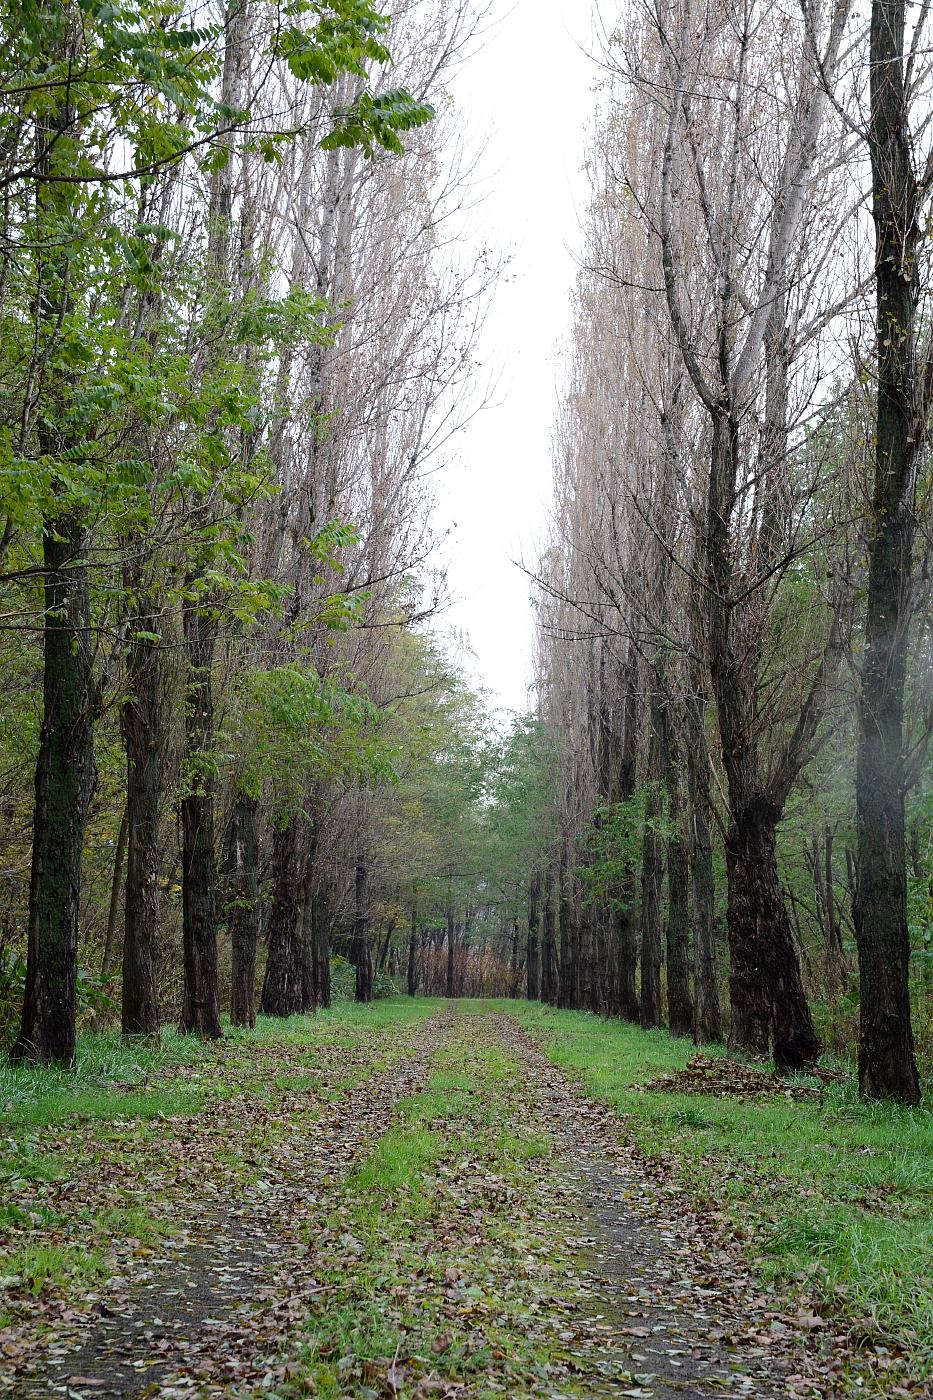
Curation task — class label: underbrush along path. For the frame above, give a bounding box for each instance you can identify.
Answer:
[3,1006,454,1397]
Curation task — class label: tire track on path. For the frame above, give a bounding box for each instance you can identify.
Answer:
[491,1011,797,1399]
[7,1007,455,1400]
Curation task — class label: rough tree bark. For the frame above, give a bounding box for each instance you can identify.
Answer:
[180,607,222,1038]
[557,846,573,1008]
[14,519,95,1065]
[225,793,259,1027]
[121,627,161,1036]
[665,757,694,1036]
[13,21,95,1067]
[178,2,249,1040]
[526,871,541,1000]
[707,413,821,1070]
[612,665,640,1021]
[685,683,723,1043]
[354,853,372,1003]
[541,862,558,1004]
[639,715,665,1029]
[261,822,303,1016]
[854,0,923,1102]
[445,906,455,999]
[101,805,128,982]
[313,883,331,1008]
[300,876,316,1012]
[407,896,419,996]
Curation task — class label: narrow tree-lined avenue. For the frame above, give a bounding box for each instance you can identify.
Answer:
[0,0,930,1396]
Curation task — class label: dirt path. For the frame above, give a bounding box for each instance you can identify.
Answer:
[492,1013,805,1399]
[5,1009,455,1398]
[4,1006,834,1398]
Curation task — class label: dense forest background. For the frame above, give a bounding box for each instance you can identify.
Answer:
[0,0,930,1105]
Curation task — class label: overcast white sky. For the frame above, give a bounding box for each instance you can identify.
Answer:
[433,1,596,716]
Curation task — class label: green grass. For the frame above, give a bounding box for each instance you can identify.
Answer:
[298,1299,403,1400]
[92,1204,172,1245]
[0,1241,108,1297]
[347,1039,523,1233]
[501,1000,933,1374]
[0,997,437,1130]
[348,1125,444,1227]
[0,1028,208,1126]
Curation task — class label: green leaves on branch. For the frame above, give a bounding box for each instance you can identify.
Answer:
[230,663,398,819]
[322,89,435,159]
[7,0,224,181]
[276,1,435,159]
[578,783,671,907]
[236,287,332,349]
[276,0,393,81]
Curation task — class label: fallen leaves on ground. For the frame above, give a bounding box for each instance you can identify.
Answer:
[1,1006,923,1399]
[640,1054,831,1103]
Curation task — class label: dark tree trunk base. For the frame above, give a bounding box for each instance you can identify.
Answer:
[180,608,221,1041]
[14,517,95,1067]
[122,631,161,1039]
[726,805,820,1070]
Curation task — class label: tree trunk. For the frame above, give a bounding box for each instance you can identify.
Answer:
[12,47,94,1067]
[853,0,922,1104]
[376,920,395,973]
[611,661,640,1022]
[612,900,639,1022]
[685,689,722,1043]
[460,916,472,996]
[566,903,581,1009]
[300,878,316,1012]
[179,607,221,1038]
[407,897,419,996]
[101,804,129,981]
[707,413,819,1069]
[578,885,598,1011]
[261,821,303,1016]
[121,630,161,1037]
[445,907,455,999]
[226,792,259,1028]
[666,776,694,1036]
[823,826,844,996]
[526,872,541,1000]
[509,919,519,996]
[14,518,95,1065]
[726,801,820,1070]
[558,849,573,1008]
[541,862,558,1004]
[314,884,331,1009]
[640,731,665,1029]
[354,853,372,1003]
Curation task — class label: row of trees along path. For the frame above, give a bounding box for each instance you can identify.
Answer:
[528,0,930,1104]
[0,0,929,1108]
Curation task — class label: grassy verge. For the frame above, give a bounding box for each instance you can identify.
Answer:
[497,999,933,1380]
[0,1028,208,1127]
[0,996,437,1126]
